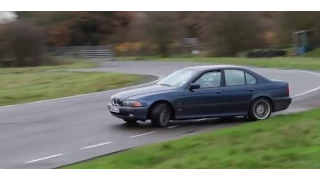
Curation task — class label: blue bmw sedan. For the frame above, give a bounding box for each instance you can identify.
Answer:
[108,65,292,127]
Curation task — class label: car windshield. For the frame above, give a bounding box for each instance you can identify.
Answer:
[156,68,198,87]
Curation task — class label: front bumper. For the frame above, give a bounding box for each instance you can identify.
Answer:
[108,103,148,121]
[272,97,292,112]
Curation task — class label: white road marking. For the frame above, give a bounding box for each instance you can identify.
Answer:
[81,141,113,150]
[290,70,320,98]
[167,125,179,129]
[25,154,64,164]
[292,87,320,98]
[129,131,157,138]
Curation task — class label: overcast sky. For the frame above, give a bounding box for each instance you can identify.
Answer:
[0,11,17,24]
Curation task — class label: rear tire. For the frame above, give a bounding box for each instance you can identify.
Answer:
[150,103,171,127]
[248,98,272,121]
[123,119,137,124]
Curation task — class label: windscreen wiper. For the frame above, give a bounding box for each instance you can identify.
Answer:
[158,83,172,87]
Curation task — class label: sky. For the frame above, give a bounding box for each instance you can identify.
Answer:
[0,11,17,24]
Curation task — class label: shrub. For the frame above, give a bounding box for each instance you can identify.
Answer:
[0,19,46,67]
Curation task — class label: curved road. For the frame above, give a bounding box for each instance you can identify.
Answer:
[1,61,320,169]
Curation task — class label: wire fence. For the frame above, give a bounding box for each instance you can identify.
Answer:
[47,45,115,60]
[46,43,294,60]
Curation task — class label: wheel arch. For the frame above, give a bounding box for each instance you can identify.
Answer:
[251,95,274,111]
[147,100,175,120]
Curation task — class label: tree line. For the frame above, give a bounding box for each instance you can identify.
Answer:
[0,11,320,67]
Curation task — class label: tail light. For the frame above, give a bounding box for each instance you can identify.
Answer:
[287,85,290,96]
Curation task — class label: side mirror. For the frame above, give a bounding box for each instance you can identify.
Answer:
[189,83,200,90]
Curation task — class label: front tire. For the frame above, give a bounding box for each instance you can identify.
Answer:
[248,98,272,121]
[150,103,171,127]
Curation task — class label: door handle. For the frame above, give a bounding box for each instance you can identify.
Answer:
[248,89,254,92]
[216,91,222,94]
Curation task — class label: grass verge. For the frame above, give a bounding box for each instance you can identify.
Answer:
[118,57,320,70]
[0,57,144,106]
[32,56,97,69]
[303,48,320,58]
[62,108,320,169]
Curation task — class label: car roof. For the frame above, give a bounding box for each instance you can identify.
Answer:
[183,65,248,72]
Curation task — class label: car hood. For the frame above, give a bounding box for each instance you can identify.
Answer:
[113,84,177,99]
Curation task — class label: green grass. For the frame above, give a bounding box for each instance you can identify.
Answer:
[33,56,97,69]
[0,58,144,106]
[304,48,320,57]
[0,56,96,69]
[62,108,320,169]
[118,57,320,70]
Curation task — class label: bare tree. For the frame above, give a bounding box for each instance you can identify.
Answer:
[143,11,185,57]
[177,12,210,39]
[204,12,267,56]
[2,19,46,67]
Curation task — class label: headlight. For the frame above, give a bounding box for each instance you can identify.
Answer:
[123,101,142,107]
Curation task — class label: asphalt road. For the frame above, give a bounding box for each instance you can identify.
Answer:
[1,61,320,169]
